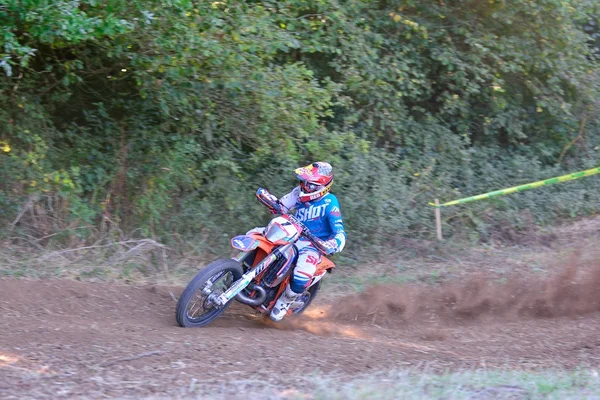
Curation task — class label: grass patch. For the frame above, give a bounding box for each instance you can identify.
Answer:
[197,368,600,399]
[3,216,600,291]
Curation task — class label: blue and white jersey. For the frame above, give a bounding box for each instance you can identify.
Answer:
[280,186,346,252]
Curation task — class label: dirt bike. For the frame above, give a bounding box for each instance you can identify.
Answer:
[175,188,336,327]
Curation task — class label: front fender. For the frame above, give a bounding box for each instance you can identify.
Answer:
[231,235,260,251]
[231,234,275,254]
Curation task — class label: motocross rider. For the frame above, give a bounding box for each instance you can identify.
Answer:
[251,162,347,321]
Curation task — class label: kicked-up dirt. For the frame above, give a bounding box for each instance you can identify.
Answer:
[2,258,600,399]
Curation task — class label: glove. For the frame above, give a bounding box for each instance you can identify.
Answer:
[256,188,281,214]
[323,239,339,255]
[246,227,265,235]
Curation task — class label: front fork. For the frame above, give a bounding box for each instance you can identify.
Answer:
[212,243,294,307]
[199,252,253,306]
[233,251,252,264]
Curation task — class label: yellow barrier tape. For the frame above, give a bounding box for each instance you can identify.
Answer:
[430,166,600,207]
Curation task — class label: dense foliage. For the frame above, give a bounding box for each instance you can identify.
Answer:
[1,0,599,256]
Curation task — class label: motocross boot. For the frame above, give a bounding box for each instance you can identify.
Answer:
[270,285,301,322]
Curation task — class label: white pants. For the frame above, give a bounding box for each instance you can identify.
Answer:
[290,239,321,293]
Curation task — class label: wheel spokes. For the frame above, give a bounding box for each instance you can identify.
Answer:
[186,271,233,320]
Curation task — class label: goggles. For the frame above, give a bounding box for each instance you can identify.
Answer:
[301,181,321,193]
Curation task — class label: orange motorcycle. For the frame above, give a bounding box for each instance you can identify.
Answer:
[176,188,336,327]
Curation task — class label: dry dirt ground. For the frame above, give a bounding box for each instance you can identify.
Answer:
[2,267,600,399]
[3,218,600,398]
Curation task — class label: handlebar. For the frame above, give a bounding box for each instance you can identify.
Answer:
[256,188,335,255]
[286,213,335,255]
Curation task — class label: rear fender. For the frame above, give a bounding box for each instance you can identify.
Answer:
[308,257,334,290]
[315,256,335,276]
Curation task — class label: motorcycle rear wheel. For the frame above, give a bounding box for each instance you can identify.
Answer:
[176,259,244,328]
[292,280,322,315]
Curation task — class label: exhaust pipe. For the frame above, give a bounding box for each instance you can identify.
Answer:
[235,283,267,306]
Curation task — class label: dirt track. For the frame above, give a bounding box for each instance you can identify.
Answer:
[2,268,600,398]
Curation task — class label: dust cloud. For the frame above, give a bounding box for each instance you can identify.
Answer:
[331,257,600,327]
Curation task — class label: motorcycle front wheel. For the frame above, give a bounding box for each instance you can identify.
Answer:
[175,259,243,328]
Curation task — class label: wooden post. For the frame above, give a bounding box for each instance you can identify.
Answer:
[434,198,442,241]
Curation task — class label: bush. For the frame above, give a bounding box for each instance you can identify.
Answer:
[1,0,599,258]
